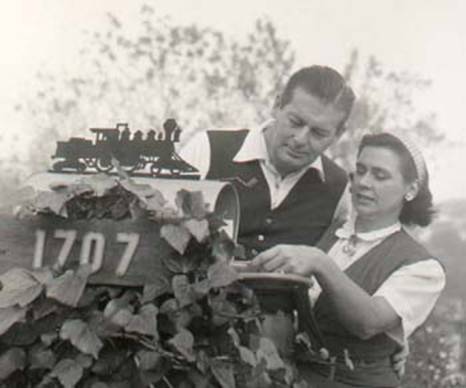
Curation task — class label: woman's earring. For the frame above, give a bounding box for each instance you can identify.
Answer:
[405,193,414,202]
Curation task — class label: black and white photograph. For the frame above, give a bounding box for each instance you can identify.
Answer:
[0,1,464,387]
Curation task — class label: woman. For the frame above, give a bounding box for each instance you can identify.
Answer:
[251,132,445,387]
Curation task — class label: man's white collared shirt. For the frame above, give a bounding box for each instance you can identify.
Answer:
[178,123,347,213]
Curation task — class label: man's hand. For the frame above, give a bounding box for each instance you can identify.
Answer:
[250,245,325,276]
[391,341,410,378]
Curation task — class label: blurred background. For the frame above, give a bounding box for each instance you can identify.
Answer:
[0,1,465,386]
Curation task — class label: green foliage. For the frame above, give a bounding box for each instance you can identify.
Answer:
[0,174,315,387]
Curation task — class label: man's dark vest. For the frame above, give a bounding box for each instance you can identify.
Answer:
[206,130,348,255]
[311,225,438,387]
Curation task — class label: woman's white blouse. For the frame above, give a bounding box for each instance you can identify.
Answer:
[308,221,446,345]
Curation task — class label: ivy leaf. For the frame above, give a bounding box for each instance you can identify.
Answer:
[79,174,117,197]
[256,337,284,370]
[87,310,120,338]
[160,224,191,254]
[249,359,272,388]
[144,192,168,212]
[239,346,257,367]
[46,265,93,307]
[33,190,69,216]
[30,267,55,285]
[192,278,211,298]
[176,189,208,219]
[50,358,84,388]
[172,274,194,307]
[159,298,179,315]
[209,292,237,326]
[76,353,93,368]
[0,306,27,335]
[0,347,26,380]
[119,179,151,198]
[121,179,167,211]
[91,348,127,376]
[0,267,44,308]
[141,276,171,303]
[60,319,103,359]
[210,359,236,388]
[125,304,159,338]
[187,368,211,388]
[136,350,163,371]
[41,332,58,347]
[208,261,238,288]
[162,255,197,274]
[159,298,194,329]
[67,182,93,197]
[228,327,240,347]
[103,295,133,328]
[212,231,237,262]
[183,219,210,242]
[168,329,195,362]
[29,345,56,370]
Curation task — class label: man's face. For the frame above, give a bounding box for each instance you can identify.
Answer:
[265,87,347,176]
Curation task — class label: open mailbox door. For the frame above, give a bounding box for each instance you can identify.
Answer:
[233,269,325,353]
[0,173,239,286]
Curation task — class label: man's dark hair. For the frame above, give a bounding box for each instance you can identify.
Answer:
[358,132,435,227]
[280,66,356,132]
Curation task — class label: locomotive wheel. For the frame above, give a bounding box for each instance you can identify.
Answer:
[121,159,143,173]
[150,165,162,177]
[84,158,96,169]
[96,158,113,172]
[77,161,86,172]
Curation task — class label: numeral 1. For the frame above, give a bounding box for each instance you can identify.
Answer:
[33,230,46,269]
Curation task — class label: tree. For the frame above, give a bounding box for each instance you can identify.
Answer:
[329,49,444,169]
[16,4,295,173]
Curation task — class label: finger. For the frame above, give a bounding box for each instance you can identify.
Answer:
[262,256,286,272]
[251,247,280,269]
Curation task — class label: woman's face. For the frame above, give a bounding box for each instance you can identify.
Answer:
[352,145,416,226]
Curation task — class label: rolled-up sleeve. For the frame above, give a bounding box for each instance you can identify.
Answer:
[373,259,445,345]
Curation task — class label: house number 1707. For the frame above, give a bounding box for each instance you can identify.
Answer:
[33,229,140,276]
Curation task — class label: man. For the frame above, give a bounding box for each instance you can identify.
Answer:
[179,65,355,256]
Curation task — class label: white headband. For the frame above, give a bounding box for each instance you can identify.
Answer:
[389,131,427,186]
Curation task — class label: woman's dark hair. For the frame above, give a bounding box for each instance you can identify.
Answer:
[358,133,436,227]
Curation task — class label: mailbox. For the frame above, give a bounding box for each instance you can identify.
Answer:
[0,172,240,287]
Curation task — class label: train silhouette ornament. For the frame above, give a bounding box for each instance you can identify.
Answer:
[51,119,200,179]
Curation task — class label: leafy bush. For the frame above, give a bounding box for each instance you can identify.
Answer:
[0,173,313,388]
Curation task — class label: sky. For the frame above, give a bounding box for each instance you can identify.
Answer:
[0,0,465,202]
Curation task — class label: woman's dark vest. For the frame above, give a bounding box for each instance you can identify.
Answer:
[206,130,348,254]
[311,225,437,387]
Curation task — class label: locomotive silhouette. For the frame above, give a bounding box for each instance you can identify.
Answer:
[51,119,199,178]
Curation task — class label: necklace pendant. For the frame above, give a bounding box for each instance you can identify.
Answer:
[342,235,358,257]
[342,243,356,256]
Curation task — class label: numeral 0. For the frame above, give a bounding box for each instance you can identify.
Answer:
[33,229,140,276]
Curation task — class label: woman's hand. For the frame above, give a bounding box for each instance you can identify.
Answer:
[250,245,326,276]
